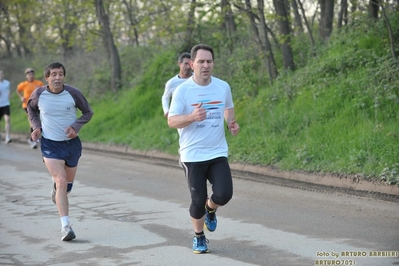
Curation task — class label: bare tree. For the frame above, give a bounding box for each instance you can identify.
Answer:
[272,0,295,71]
[14,2,32,56]
[379,0,397,59]
[0,3,13,58]
[319,0,335,40]
[297,0,316,56]
[122,0,140,47]
[369,0,380,18]
[95,0,122,92]
[338,0,348,28]
[221,0,237,51]
[182,0,196,52]
[291,0,304,34]
[239,0,278,82]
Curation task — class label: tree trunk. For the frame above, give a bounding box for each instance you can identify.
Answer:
[272,0,295,71]
[183,0,196,52]
[297,0,316,56]
[319,0,326,37]
[0,36,12,58]
[319,0,334,40]
[14,3,31,56]
[291,0,304,34]
[95,0,122,92]
[122,0,140,47]
[379,0,397,59]
[221,0,237,52]
[243,0,278,82]
[338,0,348,28]
[324,0,334,38]
[0,4,14,58]
[60,9,78,63]
[369,0,379,19]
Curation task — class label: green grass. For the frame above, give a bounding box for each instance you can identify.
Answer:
[2,15,399,185]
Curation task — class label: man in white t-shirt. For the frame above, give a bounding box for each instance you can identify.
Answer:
[161,52,192,118]
[168,44,240,254]
[0,70,12,143]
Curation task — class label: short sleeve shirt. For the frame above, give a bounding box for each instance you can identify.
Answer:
[17,80,44,108]
[169,76,234,162]
[0,79,10,107]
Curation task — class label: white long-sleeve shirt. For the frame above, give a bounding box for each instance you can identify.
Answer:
[161,75,190,115]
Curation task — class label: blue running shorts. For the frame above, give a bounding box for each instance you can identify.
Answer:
[40,136,82,167]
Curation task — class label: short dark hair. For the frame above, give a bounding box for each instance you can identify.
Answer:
[44,62,66,78]
[178,52,191,63]
[190,44,214,61]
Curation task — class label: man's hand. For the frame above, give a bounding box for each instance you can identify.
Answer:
[227,120,240,136]
[31,128,41,142]
[192,102,206,122]
[65,126,77,138]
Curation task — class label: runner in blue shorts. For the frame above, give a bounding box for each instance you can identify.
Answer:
[27,62,93,241]
[40,137,82,167]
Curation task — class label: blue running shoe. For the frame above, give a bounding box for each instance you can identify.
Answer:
[193,234,209,254]
[204,209,217,232]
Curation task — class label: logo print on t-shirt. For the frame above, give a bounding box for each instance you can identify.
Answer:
[191,100,223,110]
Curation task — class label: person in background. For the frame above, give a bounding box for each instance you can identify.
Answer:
[16,68,44,149]
[162,52,193,166]
[0,70,12,143]
[28,62,94,241]
[168,44,240,254]
[161,52,192,118]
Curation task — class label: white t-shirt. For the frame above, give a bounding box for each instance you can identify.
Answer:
[169,76,234,162]
[0,79,10,107]
[161,75,190,115]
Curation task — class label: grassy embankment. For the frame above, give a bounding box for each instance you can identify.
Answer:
[3,20,398,185]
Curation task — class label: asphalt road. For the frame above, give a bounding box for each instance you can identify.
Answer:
[1,142,398,266]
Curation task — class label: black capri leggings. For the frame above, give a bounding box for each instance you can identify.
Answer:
[181,157,233,219]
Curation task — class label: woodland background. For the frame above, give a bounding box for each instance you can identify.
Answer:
[1,0,398,184]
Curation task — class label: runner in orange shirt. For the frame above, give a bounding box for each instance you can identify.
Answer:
[16,68,44,149]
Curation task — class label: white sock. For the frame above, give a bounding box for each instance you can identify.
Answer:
[60,216,70,228]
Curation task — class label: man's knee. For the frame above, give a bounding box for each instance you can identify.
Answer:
[211,191,233,206]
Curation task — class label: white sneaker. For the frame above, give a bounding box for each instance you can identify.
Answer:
[61,225,76,241]
[5,136,11,144]
[28,140,37,149]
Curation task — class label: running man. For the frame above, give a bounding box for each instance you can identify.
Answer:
[168,44,240,253]
[0,70,12,143]
[27,62,94,241]
[161,52,192,118]
[16,68,44,148]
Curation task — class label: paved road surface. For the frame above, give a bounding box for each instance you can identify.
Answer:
[1,142,398,266]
